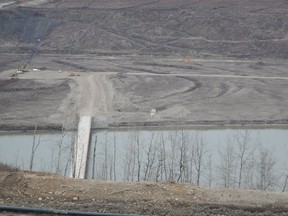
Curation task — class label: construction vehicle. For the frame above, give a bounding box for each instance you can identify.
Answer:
[10,72,18,78]
[69,71,80,77]
[17,38,41,73]
[179,58,193,63]
[17,63,30,72]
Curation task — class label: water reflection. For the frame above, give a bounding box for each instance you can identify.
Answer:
[0,131,74,176]
[0,128,287,191]
[86,128,288,191]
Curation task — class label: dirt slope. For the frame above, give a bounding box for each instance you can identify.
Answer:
[1,0,288,58]
[1,171,288,216]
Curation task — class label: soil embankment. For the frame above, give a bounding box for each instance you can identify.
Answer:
[0,171,288,216]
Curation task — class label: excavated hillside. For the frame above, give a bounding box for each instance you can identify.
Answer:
[1,0,288,130]
[0,0,288,58]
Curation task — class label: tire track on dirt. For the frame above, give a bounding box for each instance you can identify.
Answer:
[127,72,288,80]
[134,76,199,105]
[75,74,113,117]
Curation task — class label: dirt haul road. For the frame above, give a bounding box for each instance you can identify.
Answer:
[76,74,114,118]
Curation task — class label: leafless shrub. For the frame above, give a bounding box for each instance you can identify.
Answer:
[0,162,19,172]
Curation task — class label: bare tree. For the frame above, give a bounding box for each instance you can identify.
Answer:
[101,132,109,180]
[124,144,133,181]
[30,125,41,171]
[193,132,207,185]
[168,131,178,182]
[206,153,213,188]
[113,131,117,181]
[56,126,68,174]
[234,130,252,188]
[281,149,288,192]
[244,144,257,189]
[124,151,130,181]
[256,145,277,191]
[143,133,157,181]
[156,133,167,181]
[109,151,113,181]
[189,135,195,184]
[135,131,142,181]
[49,143,55,173]
[218,136,236,188]
[124,131,140,181]
[282,174,288,192]
[92,136,97,179]
[177,130,190,183]
[63,112,79,178]
[14,150,20,172]
[69,130,77,178]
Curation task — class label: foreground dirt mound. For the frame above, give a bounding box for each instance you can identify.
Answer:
[1,0,288,58]
[0,171,288,215]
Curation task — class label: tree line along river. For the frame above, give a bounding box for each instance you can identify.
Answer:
[0,127,288,191]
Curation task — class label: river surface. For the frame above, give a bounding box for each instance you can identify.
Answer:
[0,127,287,190]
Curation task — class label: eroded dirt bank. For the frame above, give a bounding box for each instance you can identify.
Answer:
[0,171,288,216]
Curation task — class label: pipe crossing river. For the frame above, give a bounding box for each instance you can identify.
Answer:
[73,116,92,179]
